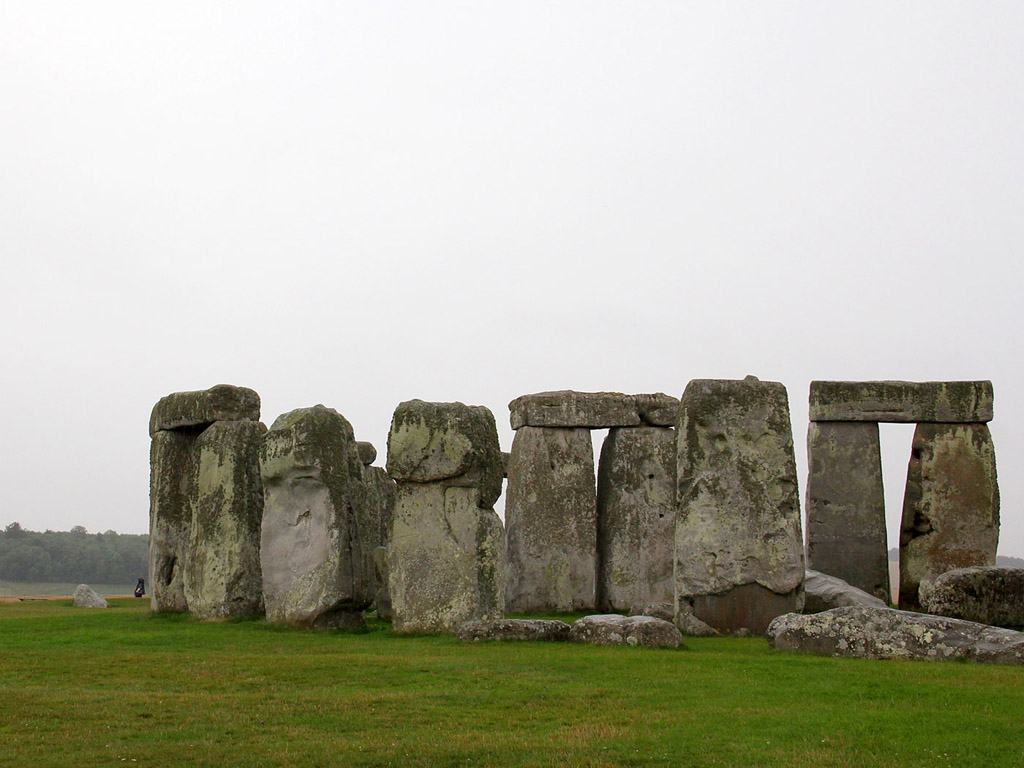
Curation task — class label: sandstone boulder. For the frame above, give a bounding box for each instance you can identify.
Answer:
[803,570,888,613]
[899,423,999,609]
[767,606,1024,664]
[73,584,107,608]
[509,390,640,430]
[919,566,1024,628]
[809,380,993,423]
[505,426,597,612]
[457,618,571,642]
[149,384,261,436]
[569,614,683,648]
[675,377,804,634]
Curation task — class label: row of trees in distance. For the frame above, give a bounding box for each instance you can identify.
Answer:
[0,523,148,584]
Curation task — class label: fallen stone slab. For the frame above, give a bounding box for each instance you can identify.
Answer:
[73,584,107,608]
[803,570,888,614]
[920,566,1024,628]
[149,384,261,435]
[899,422,999,610]
[768,606,1024,664]
[569,614,683,648]
[509,390,640,430]
[672,608,719,637]
[634,393,680,427]
[809,381,993,423]
[457,619,571,642]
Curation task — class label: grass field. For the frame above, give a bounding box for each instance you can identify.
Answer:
[1,600,1022,767]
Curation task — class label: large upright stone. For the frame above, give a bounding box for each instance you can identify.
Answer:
[505,426,597,612]
[509,391,640,430]
[259,406,377,628]
[809,381,993,423]
[150,384,261,435]
[184,420,266,619]
[899,423,999,609]
[804,421,889,601]
[596,426,675,612]
[386,400,505,633]
[149,430,193,612]
[675,377,804,634]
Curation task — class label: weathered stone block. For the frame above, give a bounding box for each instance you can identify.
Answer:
[149,430,193,613]
[674,377,804,634]
[805,421,889,601]
[802,570,888,614]
[149,384,261,436]
[505,427,597,612]
[361,464,397,615]
[509,390,640,430]
[809,380,993,423]
[386,399,502,508]
[635,393,680,426]
[899,423,999,610]
[596,426,675,612]
[767,606,1024,664]
[920,566,1024,628]
[569,614,683,648]
[457,619,571,642]
[259,406,376,628]
[356,441,377,466]
[73,584,107,608]
[184,420,266,619]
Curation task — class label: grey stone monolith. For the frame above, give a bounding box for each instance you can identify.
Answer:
[509,391,641,430]
[259,406,375,628]
[919,566,1024,628]
[386,400,505,633]
[809,380,993,423]
[899,423,999,610]
[675,377,805,634]
[361,464,397,615]
[596,426,675,612]
[149,430,193,613]
[183,420,266,619]
[805,421,889,601]
[505,426,597,612]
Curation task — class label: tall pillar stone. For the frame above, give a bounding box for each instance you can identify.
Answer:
[184,420,266,618]
[505,427,597,612]
[259,406,380,628]
[805,421,889,602]
[385,400,505,633]
[596,426,675,612]
[898,423,999,610]
[675,377,804,634]
[148,430,193,613]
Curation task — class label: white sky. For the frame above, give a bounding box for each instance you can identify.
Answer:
[1,3,1021,556]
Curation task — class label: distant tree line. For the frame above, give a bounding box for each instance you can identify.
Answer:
[0,523,148,584]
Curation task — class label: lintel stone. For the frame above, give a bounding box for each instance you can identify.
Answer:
[809,381,993,423]
[150,384,261,435]
[509,390,640,429]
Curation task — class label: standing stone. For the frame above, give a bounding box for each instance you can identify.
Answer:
[805,421,889,601]
[184,420,266,619]
[505,426,597,612]
[899,423,999,610]
[149,430,193,612]
[675,377,805,634]
[386,400,505,633]
[259,406,375,628]
[596,426,675,612]
[360,463,397,615]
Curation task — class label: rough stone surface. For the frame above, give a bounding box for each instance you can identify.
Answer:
[919,566,1024,628]
[386,399,503,508]
[596,426,675,612]
[457,618,571,642]
[184,420,266,619]
[803,570,888,613]
[809,380,993,423]
[149,430,193,612]
[509,390,641,430]
[73,584,108,608]
[505,426,597,612]
[767,606,1024,664]
[356,441,377,466]
[635,393,680,426]
[361,465,397,614]
[805,421,889,601]
[149,384,261,436]
[372,546,392,620]
[675,378,804,634]
[629,602,675,622]
[569,614,683,648]
[259,406,377,628]
[899,423,999,610]
[674,609,719,637]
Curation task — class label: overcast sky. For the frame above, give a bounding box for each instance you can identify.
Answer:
[2,3,1021,557]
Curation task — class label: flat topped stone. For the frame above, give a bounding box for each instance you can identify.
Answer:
[635,393,680,426]
[919,567,1024,628]
[150,384,261,435]
[457,619,571,642]
[809,381,993,423]
[569,614,683,648]
[509,390,641,429]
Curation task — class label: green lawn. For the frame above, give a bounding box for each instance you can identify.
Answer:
[1,600,1021,767]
